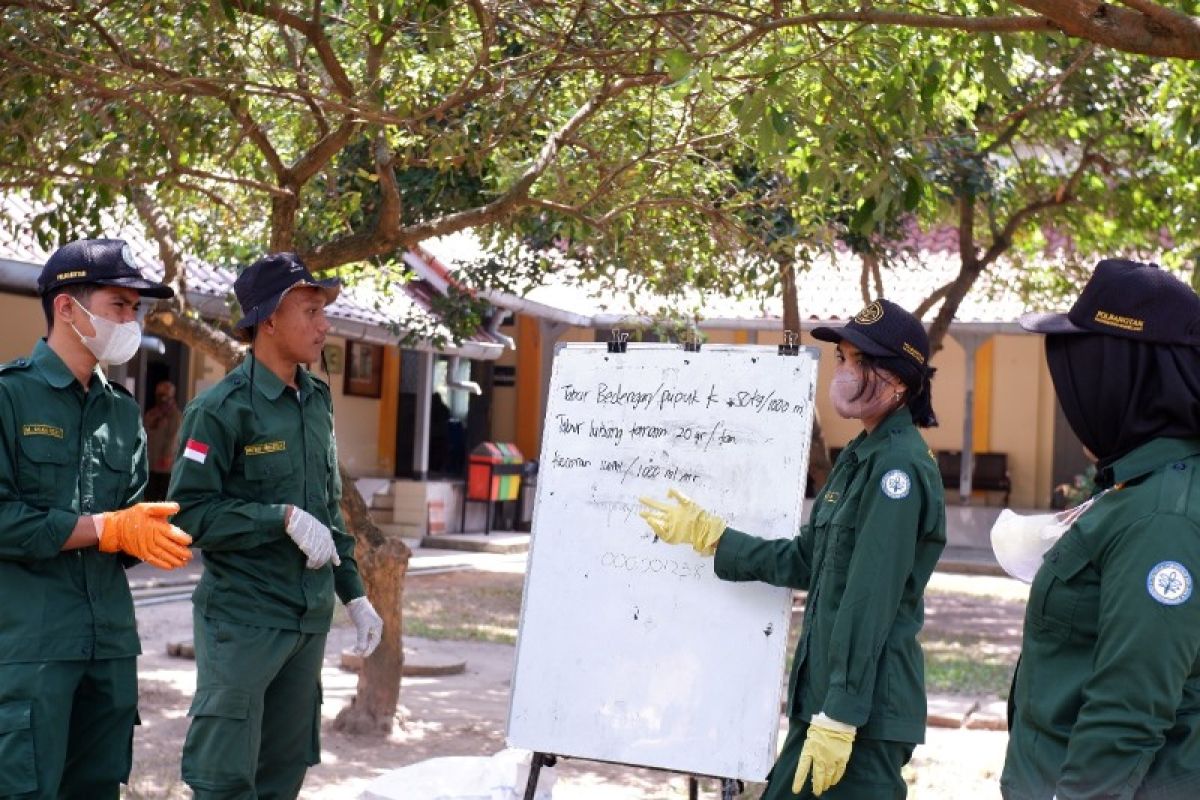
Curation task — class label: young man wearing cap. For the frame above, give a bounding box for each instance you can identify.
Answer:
[0,238,193,798]
[169,252,383,798]
[1002,260,1200,800]
[640,299,944,799]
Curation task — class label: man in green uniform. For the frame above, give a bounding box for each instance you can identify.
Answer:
[642,300,945,798]
[0,238,193,799]
[1003,260,1200,799]
[171,252,383,799]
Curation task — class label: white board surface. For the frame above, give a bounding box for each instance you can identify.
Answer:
[507,344,819,781]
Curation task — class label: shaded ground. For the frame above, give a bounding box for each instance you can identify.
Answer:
[124,568,1029,799]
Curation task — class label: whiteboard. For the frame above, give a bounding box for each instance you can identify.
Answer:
[507,343,819,780]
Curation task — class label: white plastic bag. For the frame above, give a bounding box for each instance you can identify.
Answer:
[990,492,1107,583]
[359,748,555,800]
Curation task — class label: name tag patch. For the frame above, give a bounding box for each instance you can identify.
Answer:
[880,469,911,500]
[244,441,287,456]
[1147,561,1192,606]
[22,424,64,439]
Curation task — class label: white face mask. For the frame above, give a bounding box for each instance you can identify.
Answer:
[989,491,1108,583]
[70,297,142,365]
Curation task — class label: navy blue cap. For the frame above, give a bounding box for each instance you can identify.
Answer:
[1020,259,1200,345]
[812,299,931,368]
[233,252,340,329]
[38,239,173,299]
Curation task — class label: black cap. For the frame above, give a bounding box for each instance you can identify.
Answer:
[38,239,173,299]
[812,299,931,368]
[1020,259,1200,345]
[233,252,340,329]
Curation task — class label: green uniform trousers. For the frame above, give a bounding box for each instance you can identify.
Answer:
[0,657,137,800]
[761,720,914,800]
[182,611,325,800]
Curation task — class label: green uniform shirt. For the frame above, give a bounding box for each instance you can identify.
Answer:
[715,406,946,743]
[0,340,146,664]
[1003,438,1200,800]
[169,356,365,634]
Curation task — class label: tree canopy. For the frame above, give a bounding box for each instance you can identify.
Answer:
[1,0,1199,344]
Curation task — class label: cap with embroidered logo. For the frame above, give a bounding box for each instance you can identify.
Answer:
[38,238,173,298]
[233,252,340,330]
[1020,258,1200,345]
[811,298,931,368]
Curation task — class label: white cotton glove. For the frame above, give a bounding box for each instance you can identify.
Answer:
[284,506,341,569]
[346,596,384,657]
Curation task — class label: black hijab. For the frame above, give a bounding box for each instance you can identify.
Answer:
[877,355,938,428]
[1046,333,1200,482]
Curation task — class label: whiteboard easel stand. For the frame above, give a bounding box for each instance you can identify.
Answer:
[512,336,811,800]
[521,751,744,799]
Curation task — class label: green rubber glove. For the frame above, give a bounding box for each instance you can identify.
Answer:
[638,488,726,555]
[793,714,857,796]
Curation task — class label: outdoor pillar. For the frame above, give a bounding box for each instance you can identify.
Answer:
[955,332,989,504]
[537,320,571,454]
[411,350,434,479]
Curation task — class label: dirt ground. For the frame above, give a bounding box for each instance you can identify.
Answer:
[124,569,1028,799]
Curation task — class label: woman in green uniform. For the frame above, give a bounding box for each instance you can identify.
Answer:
[1003,260,1200,799]
[640,300,945,799]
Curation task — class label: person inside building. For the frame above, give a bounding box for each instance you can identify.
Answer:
[144,379,182,501]
[0,238,192,799]
[169,252,384,798]
[1002,259,1200,799]
[640,299,945,799]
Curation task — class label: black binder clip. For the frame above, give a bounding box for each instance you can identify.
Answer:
[683,329,702,352]
[778,329,799,356]
[607,329,629,354]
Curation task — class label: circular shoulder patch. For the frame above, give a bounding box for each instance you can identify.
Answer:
[1147,561,1193,606]
[880,469,911,499]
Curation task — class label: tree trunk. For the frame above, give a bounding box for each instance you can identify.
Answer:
[778,253,832,489]
[333,470,411,734]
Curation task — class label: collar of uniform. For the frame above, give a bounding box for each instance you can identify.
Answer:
[30,338,110,393]
[240,353,315,400]
[1103,437,1200,486]
[845,405,915,462]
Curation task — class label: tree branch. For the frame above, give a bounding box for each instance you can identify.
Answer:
[232,0,355,98]
[983,42,1096,155]
[304,73,668,269]
[1013,0,1200,58]
[287,120,359,185]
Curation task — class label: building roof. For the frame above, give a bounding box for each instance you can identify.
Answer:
[0,194,505,360]
[412,230,1070,336]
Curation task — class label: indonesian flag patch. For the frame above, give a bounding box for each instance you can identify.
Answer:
[183,438,210,465]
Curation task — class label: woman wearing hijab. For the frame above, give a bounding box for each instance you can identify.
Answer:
[1004,259,1200,799]
[640,299,945,798]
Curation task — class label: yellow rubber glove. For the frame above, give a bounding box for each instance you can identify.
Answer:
[793,714,857,796]
[637,488,726,555]
[97,502,193,570]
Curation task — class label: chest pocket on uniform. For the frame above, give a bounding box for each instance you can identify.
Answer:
[98,435,137,508]
[243,451,295,482]
[17,434,70,507]
[820,493,861,575]
[1030,539,1099,639]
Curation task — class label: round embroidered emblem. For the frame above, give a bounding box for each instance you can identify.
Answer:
[880,469,911,499]
[1147,561,1193,606]
[121,243,137,269]
[854,301,884,325]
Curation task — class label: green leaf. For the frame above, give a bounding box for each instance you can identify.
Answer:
[663,49,694,83]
